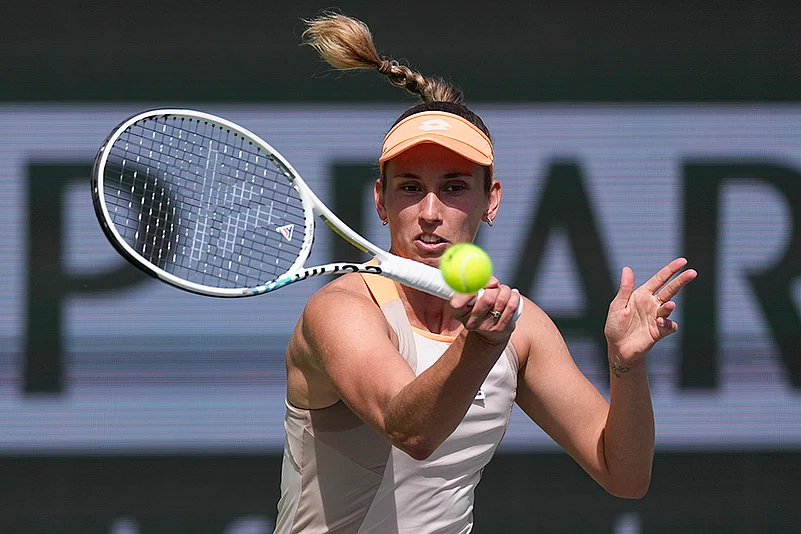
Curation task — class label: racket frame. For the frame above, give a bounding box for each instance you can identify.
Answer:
[91,109,454,300]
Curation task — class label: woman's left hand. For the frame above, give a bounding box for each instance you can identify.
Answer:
[604,257,697,368]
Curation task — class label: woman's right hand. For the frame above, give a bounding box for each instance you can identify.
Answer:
[448,277,520,345]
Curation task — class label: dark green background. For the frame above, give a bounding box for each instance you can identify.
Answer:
[3,0,801,103]
[0,452,799,533]
[3,1,801,532]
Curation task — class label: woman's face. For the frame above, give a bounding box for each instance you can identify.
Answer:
[375,143,501,267]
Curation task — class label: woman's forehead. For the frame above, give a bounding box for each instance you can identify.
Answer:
[384,144,484,176]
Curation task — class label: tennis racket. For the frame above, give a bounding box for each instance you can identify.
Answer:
[91,109,522,317]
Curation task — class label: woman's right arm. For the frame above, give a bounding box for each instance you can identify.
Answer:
[287,278,516,460]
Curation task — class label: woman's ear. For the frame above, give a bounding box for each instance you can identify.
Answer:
[374,178,387,223]
[484,179,502,223]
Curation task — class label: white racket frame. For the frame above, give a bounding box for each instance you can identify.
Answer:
[93,109,522,317]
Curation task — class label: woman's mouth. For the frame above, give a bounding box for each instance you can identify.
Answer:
[415,234,450,252]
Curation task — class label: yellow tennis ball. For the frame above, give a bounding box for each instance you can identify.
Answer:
[440,243,493,294]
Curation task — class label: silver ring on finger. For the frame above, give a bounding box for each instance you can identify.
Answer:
[489,310,502,320]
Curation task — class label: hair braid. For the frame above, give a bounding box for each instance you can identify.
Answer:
[302,11,464,104]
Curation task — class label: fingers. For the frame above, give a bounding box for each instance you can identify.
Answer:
[644,257,697,303]
[656,267,698,302]
[656,316,678,335]
[642,257,688,294]
[612,266,635,307]
[450,276,500,310]
[656,299,676,319]
[471,285,512,326]
[450,282,520,332]
[655,299,679,336]
[450,292,478,310]
[656,297,675,312]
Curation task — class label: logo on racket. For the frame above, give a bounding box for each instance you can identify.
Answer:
[276,224,294,242]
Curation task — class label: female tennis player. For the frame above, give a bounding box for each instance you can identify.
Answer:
[275,12,697,533]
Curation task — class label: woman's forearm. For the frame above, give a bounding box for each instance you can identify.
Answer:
[601,353,655,498]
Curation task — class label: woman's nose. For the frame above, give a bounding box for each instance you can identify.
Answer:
[419,191,443,223]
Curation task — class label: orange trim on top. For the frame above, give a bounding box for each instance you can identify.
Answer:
[410,326,456,343]
[360,263,460,342]
[360,272,400,307]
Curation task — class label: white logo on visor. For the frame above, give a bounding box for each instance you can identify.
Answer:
[417,119,452,131]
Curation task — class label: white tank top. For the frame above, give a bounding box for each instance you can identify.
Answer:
[275,274,518,533]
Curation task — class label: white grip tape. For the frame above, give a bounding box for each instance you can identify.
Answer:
[380,255,454,299]
[380,256,524,321]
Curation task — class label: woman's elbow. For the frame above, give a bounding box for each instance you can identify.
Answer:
[605,476,651,500]
[389,432,438,461]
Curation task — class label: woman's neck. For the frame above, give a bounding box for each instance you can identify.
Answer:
[395,282,463,337]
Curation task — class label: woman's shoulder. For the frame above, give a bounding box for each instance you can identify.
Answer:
[510,295,565,368]
[291,272,398,371]
[309,271,375,303]
[301,272,383,326]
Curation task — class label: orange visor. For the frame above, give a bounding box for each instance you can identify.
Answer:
[379,111,494,173]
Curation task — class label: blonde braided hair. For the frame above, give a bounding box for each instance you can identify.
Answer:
[302,12,464,104]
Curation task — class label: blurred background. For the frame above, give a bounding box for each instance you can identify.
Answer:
[2,0,800,532]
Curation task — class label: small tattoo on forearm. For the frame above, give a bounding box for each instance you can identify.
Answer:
[611,361,630,378]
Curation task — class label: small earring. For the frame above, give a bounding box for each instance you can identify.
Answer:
[486,216,493,227]
[382,219,388,226]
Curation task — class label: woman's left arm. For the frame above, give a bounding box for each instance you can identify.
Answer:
[515,258,696,498]
[601,257,697,497]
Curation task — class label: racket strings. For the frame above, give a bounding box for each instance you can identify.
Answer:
[102,115,307,288]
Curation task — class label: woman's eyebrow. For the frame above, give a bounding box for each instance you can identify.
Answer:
[390,172,473,180]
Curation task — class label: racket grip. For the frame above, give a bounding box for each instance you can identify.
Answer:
[379,255,524,321]
[380,255,454,299]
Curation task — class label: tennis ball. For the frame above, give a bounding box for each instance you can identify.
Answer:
[440,243,493,294]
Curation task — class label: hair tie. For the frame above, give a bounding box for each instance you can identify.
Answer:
[378,59,396,75]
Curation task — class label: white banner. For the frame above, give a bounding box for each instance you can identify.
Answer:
[0,104,799,453]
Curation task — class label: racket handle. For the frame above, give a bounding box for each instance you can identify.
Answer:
[380,255,453,298]
[379,255,523,321]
